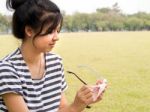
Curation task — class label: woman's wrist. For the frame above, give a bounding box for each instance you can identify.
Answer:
[69,102,85,112]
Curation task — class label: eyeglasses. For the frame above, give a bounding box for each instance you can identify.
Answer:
[66,70,91,109]
[66,71,87,85]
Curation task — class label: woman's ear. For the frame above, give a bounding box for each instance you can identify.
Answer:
[25,26,34,38]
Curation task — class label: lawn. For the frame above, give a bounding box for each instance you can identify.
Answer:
[0,31,150,112]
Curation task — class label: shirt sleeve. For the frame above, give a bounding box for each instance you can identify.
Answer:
[0,61,23,96]
[59,58,68,92]
[61,67,68,92]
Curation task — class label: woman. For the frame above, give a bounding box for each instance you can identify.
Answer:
[0,0,105,111]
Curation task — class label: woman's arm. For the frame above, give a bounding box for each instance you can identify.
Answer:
[59,93,84,112]
[59,93,76,112]
[2,93,29,112]
[59,93,68,109]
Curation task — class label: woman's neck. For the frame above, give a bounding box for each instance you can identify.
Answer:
[20,42,46,79]
[20,42,44,64]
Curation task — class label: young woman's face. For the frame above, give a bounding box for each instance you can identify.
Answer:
[33,26,60,53]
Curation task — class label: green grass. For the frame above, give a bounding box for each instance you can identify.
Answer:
[0,32,150,112]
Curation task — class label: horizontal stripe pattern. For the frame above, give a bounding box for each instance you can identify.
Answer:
[0,48,67,112]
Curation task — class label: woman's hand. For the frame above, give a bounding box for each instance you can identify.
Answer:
[70,79,108,112]
[71,85,94,111]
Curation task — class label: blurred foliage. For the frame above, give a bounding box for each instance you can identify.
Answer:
[0,3,150,33]
[63,3,150,32]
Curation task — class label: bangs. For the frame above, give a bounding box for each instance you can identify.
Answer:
[32,12,63,40]
[39,12,63,36]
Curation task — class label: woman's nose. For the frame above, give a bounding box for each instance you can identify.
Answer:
[52,31,59,41]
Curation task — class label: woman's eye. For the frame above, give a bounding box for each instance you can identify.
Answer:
[53,29,60,33]
[57,29,60,33]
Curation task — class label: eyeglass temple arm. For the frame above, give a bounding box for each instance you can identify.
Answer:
[66,71,87,85]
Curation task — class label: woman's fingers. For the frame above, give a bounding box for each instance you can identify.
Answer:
[96,80,103,85]
[77,85,95,104]
[75,83,107,106]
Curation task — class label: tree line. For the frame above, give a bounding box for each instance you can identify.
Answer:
[63,3,150,32]
[0,3,150,33]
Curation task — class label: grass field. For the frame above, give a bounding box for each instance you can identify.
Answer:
[0,32,150,112]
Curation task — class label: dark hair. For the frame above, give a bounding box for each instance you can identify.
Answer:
[6,0,63,40]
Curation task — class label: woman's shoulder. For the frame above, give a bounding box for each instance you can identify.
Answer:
[1,48,21,62]
[0,48,21,71]
[0,60,17,75]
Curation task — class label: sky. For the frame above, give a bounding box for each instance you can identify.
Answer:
[0,0,150,15]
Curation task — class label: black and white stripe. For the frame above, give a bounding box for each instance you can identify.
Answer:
[0,48,67,112]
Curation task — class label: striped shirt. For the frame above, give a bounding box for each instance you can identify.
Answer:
[0,48,67,112]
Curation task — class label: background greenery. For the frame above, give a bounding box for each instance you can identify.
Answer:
[0,3,150,33]
[0,32,150,112]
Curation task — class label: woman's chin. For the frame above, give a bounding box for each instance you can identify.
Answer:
[45,48,53,52]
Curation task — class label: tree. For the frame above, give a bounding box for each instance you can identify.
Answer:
[0,14,11,33]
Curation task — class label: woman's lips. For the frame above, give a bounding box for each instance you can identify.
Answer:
[49,43,55,46]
